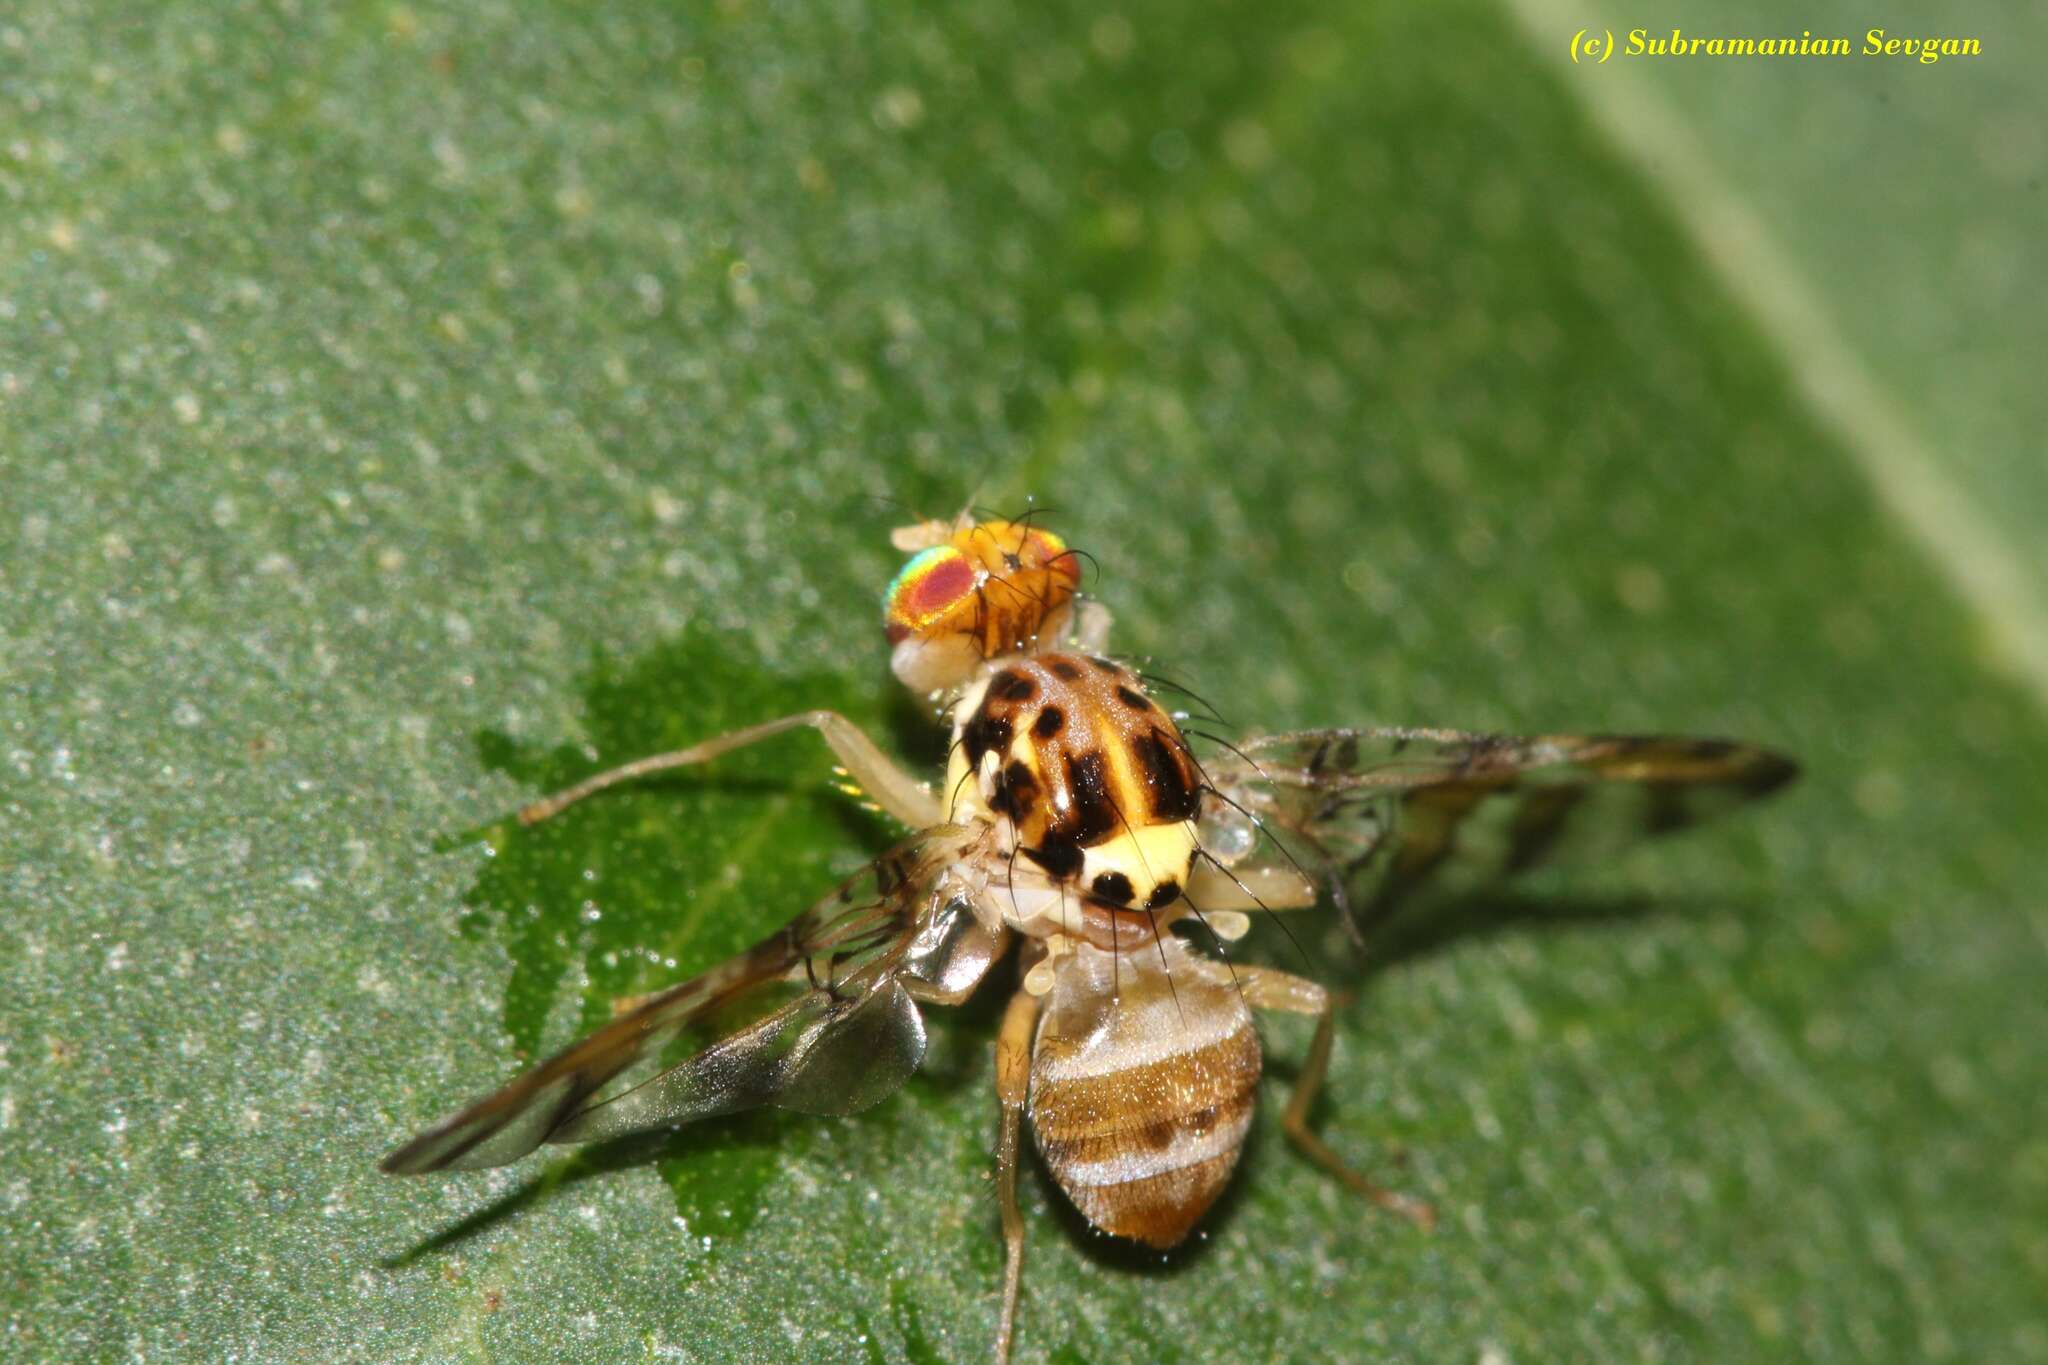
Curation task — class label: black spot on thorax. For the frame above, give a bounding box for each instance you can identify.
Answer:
[989,669,1038,703]
[1131,729,1202,822]
[961,710,1014,767]
[1022,837,1083,880]
[991,759,1040,820]
[1090,870,1135,905]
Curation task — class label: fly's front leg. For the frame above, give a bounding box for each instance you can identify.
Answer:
[1238,967,1437,1231]
[516,710,942,830]
[993,988,1042,1364]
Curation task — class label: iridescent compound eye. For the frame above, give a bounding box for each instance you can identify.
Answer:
[884,545,980,645]
[883,544,987,694]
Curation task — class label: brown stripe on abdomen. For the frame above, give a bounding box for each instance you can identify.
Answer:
[1029,1019,1261,1248]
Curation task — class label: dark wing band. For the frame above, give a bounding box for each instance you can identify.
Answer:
[381,827,978,1174]
[1200,728,1796,928]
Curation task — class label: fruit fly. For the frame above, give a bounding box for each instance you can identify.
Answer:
[382,511,1797,1360]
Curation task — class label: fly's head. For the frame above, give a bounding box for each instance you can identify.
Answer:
[882,515,1081,694]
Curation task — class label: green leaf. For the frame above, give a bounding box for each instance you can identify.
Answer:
[4,0,2042,1361]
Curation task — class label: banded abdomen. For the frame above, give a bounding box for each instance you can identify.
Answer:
[1029,937,1258,1247]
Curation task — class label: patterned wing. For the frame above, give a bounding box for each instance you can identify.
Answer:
[1199,728,1797,929]
[381,827,986,1174]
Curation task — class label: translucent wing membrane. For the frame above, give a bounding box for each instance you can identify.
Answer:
[1200,728,1797,929]
[381,828,984,1174]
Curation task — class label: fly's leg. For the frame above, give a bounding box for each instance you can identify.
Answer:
[609,990,661,1018]
[1178,862,1319,944]
[1184,862,1318,911]
[516,711,942,830]
[1238,968,1437,1231]
[993,988,1042,1364]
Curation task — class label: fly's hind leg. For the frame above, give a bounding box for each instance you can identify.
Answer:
[993,988,1042,1364]
[516,710,942,830]
[1238,968,1437,1231]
